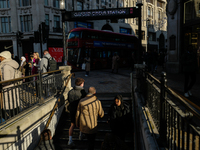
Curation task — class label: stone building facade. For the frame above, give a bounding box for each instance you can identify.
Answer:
[0,0,167,61]
[167,0,200,73]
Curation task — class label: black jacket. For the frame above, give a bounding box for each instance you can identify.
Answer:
[68,86,86,112]
[108,96,132,133]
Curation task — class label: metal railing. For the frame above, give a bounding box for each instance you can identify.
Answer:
[0,69,65,124]
[136,68,200,150]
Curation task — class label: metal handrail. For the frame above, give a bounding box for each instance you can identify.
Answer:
[166,87,200,119]
[37,73,75,146]
[0,69,64,84]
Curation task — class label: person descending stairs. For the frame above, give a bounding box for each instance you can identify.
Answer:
[53,93,134,150]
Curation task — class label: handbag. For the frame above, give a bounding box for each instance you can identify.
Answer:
[82,63,86,70]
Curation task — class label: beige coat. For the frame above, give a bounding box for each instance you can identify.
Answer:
[76,94,104,134]
[0,58,20,110]
[84,57,90,71]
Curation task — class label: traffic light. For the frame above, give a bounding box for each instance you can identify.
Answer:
[34,31,40,43]
[18,31,23,39]
[16,31,23,46]
[41,22,49,43]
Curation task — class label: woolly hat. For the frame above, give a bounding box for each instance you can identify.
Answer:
[0,51,11,59]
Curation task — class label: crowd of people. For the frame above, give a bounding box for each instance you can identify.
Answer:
[0,50,56,119]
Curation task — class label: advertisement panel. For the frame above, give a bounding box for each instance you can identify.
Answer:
[48,47,63,62]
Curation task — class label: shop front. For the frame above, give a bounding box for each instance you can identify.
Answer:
[182,0,200,71]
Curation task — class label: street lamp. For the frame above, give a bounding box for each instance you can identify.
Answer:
[60,0,67,65]
[136,0,143,64]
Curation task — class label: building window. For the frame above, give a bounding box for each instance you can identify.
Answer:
[199,3,200,14]
[149,32,156,41]
[19,0,31,7]
[136,18,138,25]
[1,16,11,33]
[96,0,99,4]
[20,15,32,32]
[53,0,59,8]
[148,6,151,17]
[44,0,48,6]
[77,1,83,10]
[45,14,49,26]
[54,15,60,31]
[158,10,161,20]
[120,27,131,34]
[86,4,89,10]
[96,6,99,9]
[135,30,145,40]
[101,0,105,5]
[0,0,10,8]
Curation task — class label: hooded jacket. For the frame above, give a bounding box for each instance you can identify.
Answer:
[40,53,52,73]
[108,95,132,133]
[0,58,19,81]
[0,58,19,110]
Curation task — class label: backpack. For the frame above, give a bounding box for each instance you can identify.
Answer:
[44,57,57,72]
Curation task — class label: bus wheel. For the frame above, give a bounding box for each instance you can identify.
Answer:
[95,62,102,69]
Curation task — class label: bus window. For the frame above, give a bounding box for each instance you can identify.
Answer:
[68,48,79,63]
[68,32,80,39]
[103,51,106,58]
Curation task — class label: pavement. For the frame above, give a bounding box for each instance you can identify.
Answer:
[153,66,200,107]
[71,66,200,106]
[71,68,132,94]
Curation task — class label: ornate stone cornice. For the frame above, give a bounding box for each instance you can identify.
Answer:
[18,6,32,14]
[0,9,10,16]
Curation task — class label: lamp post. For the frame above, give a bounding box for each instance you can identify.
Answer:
[136,0,143,64]
[61,0,67,65]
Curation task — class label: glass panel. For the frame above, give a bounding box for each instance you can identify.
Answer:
[68,31,80,39]
[0,0,7,8]
[77,1,83,10]
[20,16,24,32]
[45,14,49,26]
[45,0,48,5]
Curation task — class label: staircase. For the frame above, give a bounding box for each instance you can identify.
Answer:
[53,93,134,150]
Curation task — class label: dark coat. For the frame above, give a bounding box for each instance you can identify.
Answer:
[68,86,87,112]
[108,95,132,135]
[181,51,198,73]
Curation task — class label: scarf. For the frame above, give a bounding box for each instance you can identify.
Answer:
[20,56,26,66]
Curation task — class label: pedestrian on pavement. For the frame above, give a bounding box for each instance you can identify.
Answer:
[112,52,120,73]
[107,95,132,141]
[19,56,29,82]
[0,51,19,117]
[35,129,62,150]
[76,87,104,150]
[130,52,136,71]
[68,78,87,148]
[40,50,52,74]
[28,54,34,76]
[181,45,198,97]
[32,52,41,76]
[84,53,90,76]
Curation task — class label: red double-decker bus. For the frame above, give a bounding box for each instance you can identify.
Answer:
[67,27,138,69]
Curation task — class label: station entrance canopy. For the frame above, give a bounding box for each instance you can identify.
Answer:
[62,7,139,21]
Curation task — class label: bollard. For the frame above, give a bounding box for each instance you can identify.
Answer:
[159,72,167,146]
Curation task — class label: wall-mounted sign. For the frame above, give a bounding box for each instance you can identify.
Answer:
[48,47,63,62]
[62,7,139,21]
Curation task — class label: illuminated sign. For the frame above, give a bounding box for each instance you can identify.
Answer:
[62,7,139,21]
[94,41,134,48]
